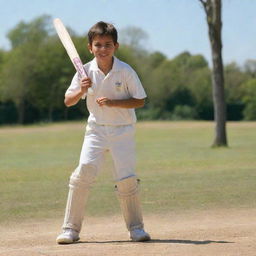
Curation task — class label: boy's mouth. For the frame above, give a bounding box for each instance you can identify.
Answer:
[99,54,108,58]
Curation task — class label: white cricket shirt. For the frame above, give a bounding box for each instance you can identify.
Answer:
[65,57,147,125]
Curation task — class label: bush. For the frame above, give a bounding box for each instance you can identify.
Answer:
[227,103,244,121]
[136,107,162,120]
[0,101,17,124]
[241,79,256,120]
[170,105,198,120]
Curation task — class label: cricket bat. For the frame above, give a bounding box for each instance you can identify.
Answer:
[53,18,93,95]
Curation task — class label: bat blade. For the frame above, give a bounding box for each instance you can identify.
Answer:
[53,18,93,95]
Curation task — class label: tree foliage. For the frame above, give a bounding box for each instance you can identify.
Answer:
[0,15,255,124]
[241,79,256,120]
[119,26,149,50]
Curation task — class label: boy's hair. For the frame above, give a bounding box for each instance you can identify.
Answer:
[88,21,118,45]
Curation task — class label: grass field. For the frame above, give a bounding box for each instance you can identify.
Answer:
[0,121,256,223]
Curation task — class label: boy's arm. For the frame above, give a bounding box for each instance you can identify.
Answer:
[96,97,145,109]
[64,77,92,107]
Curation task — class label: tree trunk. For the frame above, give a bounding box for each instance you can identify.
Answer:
[200,0,228,147]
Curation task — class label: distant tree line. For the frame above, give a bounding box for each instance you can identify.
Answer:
[0,15,255,124]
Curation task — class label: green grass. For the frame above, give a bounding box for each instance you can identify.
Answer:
[0,121,256,223]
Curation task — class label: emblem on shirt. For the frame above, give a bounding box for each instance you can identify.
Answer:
[115,81,122,91]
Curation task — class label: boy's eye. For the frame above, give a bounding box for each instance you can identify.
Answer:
[94,43,114,49]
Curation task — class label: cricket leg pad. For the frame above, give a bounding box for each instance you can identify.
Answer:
[62,163,97,233]
[116,176,145,231]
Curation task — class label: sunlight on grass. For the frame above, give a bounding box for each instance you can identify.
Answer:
[0,121,256,222]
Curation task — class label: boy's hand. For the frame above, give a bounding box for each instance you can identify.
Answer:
[96,97,113,107]
[80,77,92,94]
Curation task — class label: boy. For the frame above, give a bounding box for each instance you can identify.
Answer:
[56,21,150,244]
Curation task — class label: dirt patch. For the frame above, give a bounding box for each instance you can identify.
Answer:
[0,208,255,256]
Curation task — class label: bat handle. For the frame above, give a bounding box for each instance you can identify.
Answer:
[87,87,94,95]
[78,72,94,95]
[73,57,94,95]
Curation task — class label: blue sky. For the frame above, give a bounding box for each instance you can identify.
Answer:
[1,0,256,66]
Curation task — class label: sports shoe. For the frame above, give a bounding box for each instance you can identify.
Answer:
[56,228,80,244]
[130,228,151,242]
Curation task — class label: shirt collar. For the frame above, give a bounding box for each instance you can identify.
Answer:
[90,56,122,72]
[90,58,99,71]
[111,56,122,72]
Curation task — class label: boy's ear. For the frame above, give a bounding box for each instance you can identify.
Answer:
[87,43,93,54]
[115,42,119,51]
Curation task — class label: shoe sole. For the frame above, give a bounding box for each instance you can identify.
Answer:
[131,235,151,242]
[56,237,80,244]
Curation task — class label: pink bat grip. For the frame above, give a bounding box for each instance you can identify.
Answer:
[73,57,87,78]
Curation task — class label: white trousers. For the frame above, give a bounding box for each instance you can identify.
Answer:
[79,122,137,181]
[62,122,137,232]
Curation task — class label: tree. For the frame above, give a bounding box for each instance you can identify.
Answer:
[241,79,256,120]
[1,45,37,123]
[147,51,167,69]
[225,62,248,120]
[7,15,52,49]
[244,59,256,78]
[119,26,149,50]
[30,35,91,121]
[188,67,213,120]
[199,0,228,146]
[1,15,53,123]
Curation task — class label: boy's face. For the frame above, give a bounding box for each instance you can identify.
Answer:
[88,35,119,63]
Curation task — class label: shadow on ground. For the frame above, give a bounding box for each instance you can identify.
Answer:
[77,239,233,245]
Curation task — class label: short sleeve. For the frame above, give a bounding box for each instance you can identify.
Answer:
[65,73,86,99]
[126,68,147,99]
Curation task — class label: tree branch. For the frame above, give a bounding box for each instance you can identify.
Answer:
[199,0,208,13]
[199,0,206,5]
